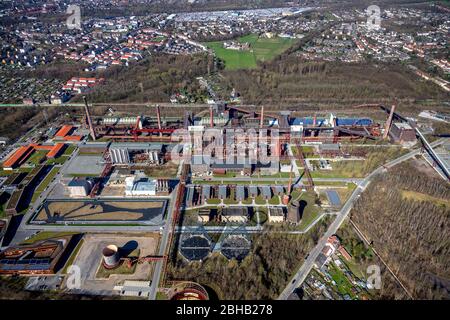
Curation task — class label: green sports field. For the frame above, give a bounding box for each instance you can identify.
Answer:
[205,34,297,70]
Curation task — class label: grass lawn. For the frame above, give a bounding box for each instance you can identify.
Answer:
[205,34,296,70]
[255,195,267,205]
[401,190,450,207]
[328,262,357,299]
[298,210,320,231]
[0,169,13,176]
[268,195,280,205]
[25,150,48,166]
[257,172,291,178]
[223,198,238,205]
[206,198,221,205]
[63,145,77,156]
[241,198,253,205]
[31,166,60,202]
[96,261,137,279]
[251,208,268,225]
[156,292,169,300]
[213,172,236,178]
[62,239,84,274]
[96,249,140,278]
[296,192,321,231]
[46,156,69,165]
[22,231,77,244]
[182,209,199,225]
[144,162,178,178]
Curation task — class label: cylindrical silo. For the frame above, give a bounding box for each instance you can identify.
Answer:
[102,244,120,269]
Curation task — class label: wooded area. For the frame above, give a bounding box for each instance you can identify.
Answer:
[79,53,211,103]
[220,57,448,106]
[350,162,450,299]
[168,218,331,300]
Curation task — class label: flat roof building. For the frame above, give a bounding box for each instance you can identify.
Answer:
[221,207,248,223]
[67,178,94,197]
[236,186,246,201]
[125,176,157,196]
[390,122,416,143]
[268,207,285,223]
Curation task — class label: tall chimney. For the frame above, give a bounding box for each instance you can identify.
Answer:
[210,106,214,128]
[383,103,396,140]
[83,96,96,141]
[260,106,264,128]
[156,105,162,130]
[313,114,317,127]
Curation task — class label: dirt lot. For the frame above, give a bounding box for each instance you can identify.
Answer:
[35,199,166,222]
[65,233,159,296]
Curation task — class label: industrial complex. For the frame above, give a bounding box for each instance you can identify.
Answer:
[0,95,448,301]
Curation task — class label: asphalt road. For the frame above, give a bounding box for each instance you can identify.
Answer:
[148,183,179,300]
[277,138,447,300]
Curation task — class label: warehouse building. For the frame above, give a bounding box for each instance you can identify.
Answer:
[268,207,285,223]
[236,186,246,202]
[221,207,248,223]
[125,176,157,197]
[67,178,94,197]
[389,122,416,143]
[109,143,163,165]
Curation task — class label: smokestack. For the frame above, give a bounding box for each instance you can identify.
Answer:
[313,114,316,127]
[210,106,214,128]
[282,165,293,205]
[83,96,96,141]
[383,103,396,140]
[260,106,264,128]
[156,105,162,130]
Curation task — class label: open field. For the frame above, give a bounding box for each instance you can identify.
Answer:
[401,190,450,207]
[33,199,167,223]
[143,162,178,178]
[21,231,77,244]
[205,34,296,70]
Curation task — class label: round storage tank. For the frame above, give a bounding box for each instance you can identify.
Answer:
[179,235,211,261]
[170,282,209,300]
[102,244,120,269]
[221,235,251,261]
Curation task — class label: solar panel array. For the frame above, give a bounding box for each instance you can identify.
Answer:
[0,258,51,271]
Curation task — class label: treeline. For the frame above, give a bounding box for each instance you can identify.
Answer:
[83,0,298,17]
[350,163,450,299]
[0,108,38,141]
[0,106,65,141]
[336,223,410,300]
[15,60,90,82]
[168,219,330,300]
[79,53,212,103]
[221,58,447,106]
